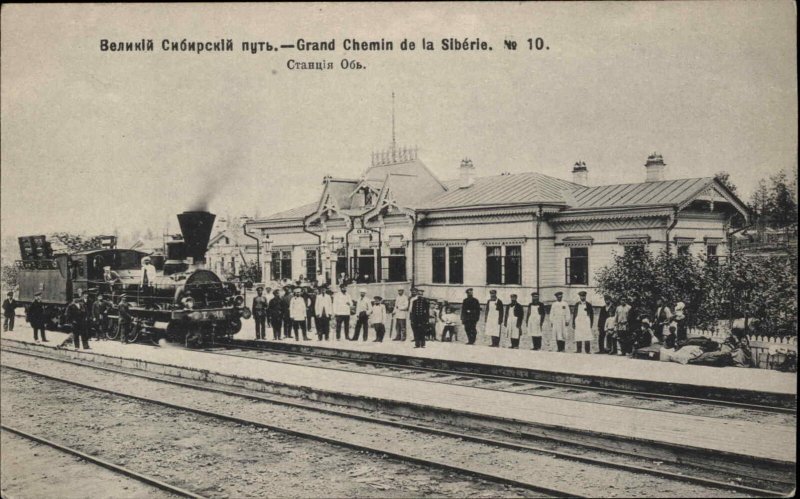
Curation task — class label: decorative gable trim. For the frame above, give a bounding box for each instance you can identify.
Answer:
[617,234,651,246]
[562,236,594,248]
[674,237,695,246]
[425,239,467,247]
[481,238,526,246]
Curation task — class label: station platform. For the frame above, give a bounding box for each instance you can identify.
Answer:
[1,326,796,471]
[228,321,798,409]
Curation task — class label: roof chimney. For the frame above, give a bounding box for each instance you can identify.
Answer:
[645,153,666,182]
[572,161,588,186]
[459,158,475,188]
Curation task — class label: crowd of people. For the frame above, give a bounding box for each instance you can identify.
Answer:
[248,283,707,357]
[3,280,752,366]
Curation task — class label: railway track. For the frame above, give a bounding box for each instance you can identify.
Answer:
[0,424,205,499]
[209,339,796,422]
[2,344,794,497]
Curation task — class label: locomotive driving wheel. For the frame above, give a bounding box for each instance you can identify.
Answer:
[105,318,120,340]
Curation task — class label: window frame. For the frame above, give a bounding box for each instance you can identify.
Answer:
[486,245,522,285]
[565,246,589,285]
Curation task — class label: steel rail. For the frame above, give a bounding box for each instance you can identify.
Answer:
[0,424,207,499]
[2,347,792,497]
[213,340,796,415]
[1,362,578,498]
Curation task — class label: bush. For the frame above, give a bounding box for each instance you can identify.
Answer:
[595,246,798,337]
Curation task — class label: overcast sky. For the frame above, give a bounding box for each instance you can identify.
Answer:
[1,2,797,239]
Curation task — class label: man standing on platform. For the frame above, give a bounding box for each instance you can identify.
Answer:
[460,288,481,345]
[392,288,409,341]
[484,290,503,347]
[252,286,269,340]
[353,288,371,341]
[527,292,546,351]
[409,288,429,348]
[504,294,524,349]
[572,291,594,353]
[282,286,293,339]
[306,288,317,334]
[596,295,615,354]
[614,297,633,355]
[653,297,672,343]
[315,286,333,340]
[290,288,310,341]
[3,291,19,332]
[268,289,283,340]
[369,296,387,342]
[65,291,90,350]
[26,292,47,343]
[333,286,352,340]
[117,294,132,343]
[550,291,570,352]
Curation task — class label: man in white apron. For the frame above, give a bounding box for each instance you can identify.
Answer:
[572,290,594,353]
[484,289,503,347]
[504,294,524,348]
[550,291,570,352]
[527,292,546,350]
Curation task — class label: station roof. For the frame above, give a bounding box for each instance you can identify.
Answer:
[258,202,318,221]
[418,172,579,210]
[565,177,715,211]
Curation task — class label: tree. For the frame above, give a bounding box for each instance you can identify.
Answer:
[49,232,106,253]
[1,264,19,291]
[714,171,738,196]
[768,171,798,228]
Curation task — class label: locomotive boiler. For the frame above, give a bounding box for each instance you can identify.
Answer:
[121,210,250,346]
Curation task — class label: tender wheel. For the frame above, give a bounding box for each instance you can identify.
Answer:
[106,318,120,340]
[228,318,242,335]
[126,321,141,343]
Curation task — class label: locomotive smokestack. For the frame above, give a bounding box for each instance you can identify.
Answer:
[177,211,216,264]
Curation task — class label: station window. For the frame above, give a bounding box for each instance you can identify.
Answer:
[305,250,317,280]
[565,247,589,285]
[431,246,462,284]
[486,245,521,285]
[381,247,407,282]
[271,250,292,281]
[706,244,719,264]
[432,247,446,283]
[677,245,691,256]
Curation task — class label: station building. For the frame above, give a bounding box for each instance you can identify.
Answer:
[245,148,749,304]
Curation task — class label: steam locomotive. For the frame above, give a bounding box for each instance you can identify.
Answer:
[15,210,249,346]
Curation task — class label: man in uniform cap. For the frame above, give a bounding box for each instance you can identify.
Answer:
[527,292,546,350]
[268,289,284,340]
[252,286,269,340]
[117,294,133,343]
[550,291,570,352]
[369,296,387,342]
[26,291,48,342]
[333,286,353,340]
[392,288,409,341]
[460,288,481,345]
[64,290,90,350]
[314,285,333,340]
[290,287,310,341]
[484,290,503,347]
[504,294,524,348]
[409,288,429,348]
[3,291,18,332]
[353,288,371,341]
[572,291,594,353]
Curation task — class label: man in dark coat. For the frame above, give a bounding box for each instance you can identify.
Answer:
[252,286,269,340]
[3,291,18,332]
[91,293,111,340]
[503,294,524,349]
[117,294,132,343]
[65,292,90,349]
[596,295,615,354]
[409,288,429,349]
[527,292,546,350]
[268,289,284,340]
[460,288,481,345]
[26,292,48,342]
[281,287,293,339]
